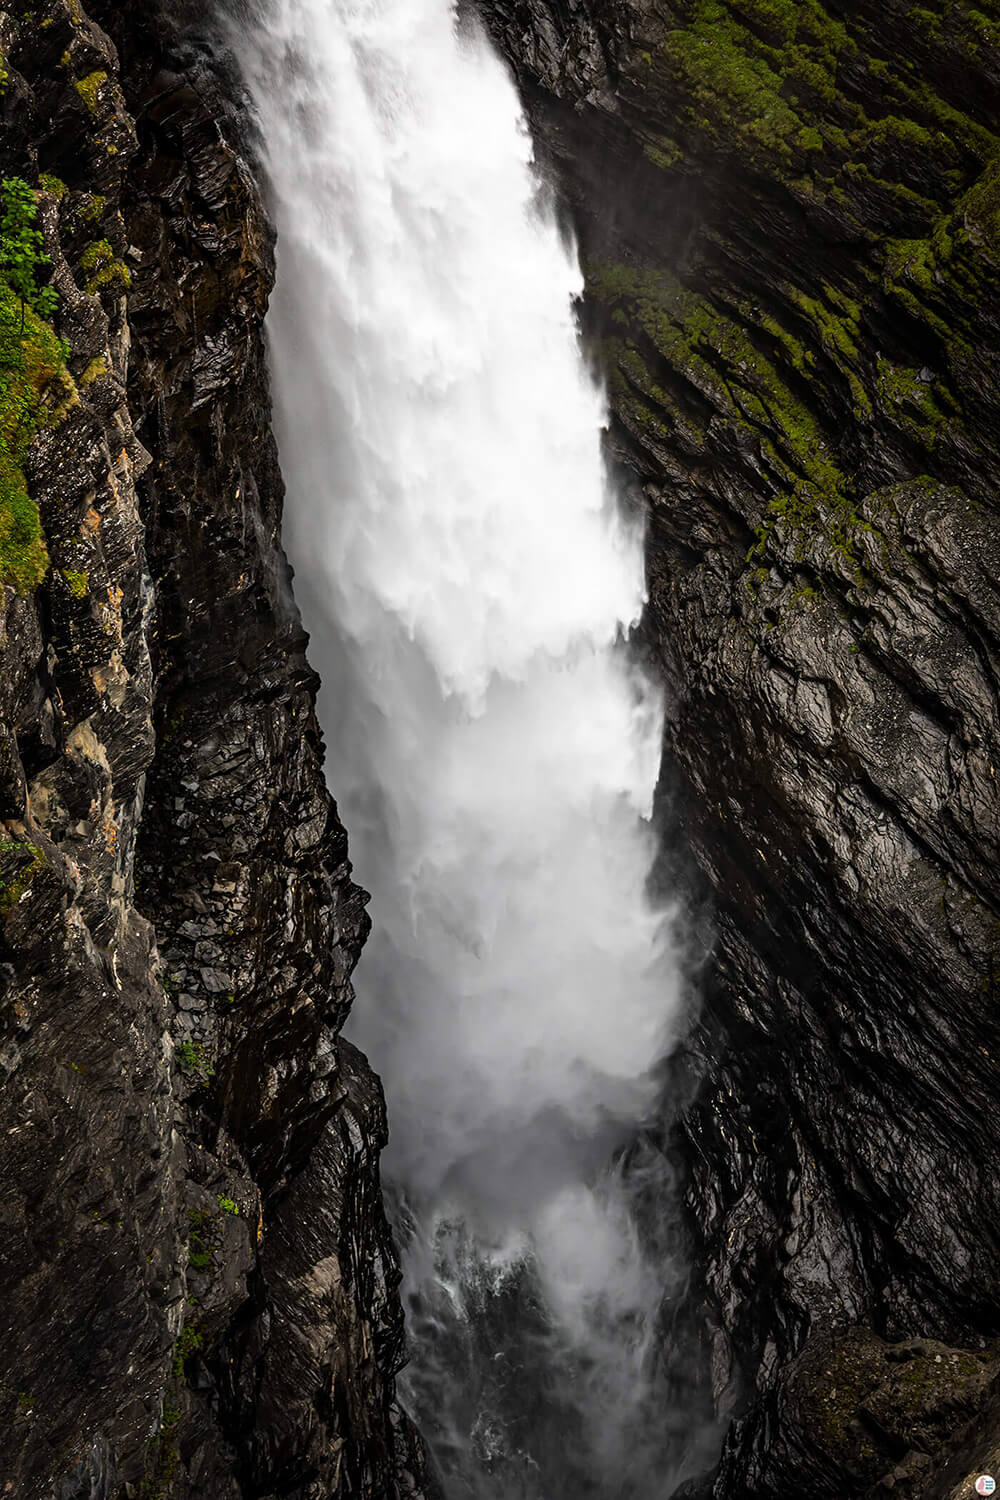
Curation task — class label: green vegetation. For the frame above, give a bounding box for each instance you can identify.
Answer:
[61,566,88,597]
[73,69,107,115]
[1,177,58,329]
[0,840,46,916]
[171,1326,203,1379]
[78,356,107,388]
[589,259,866,560]
[0,177,71,593]
[79,238,130,295]
[175,1039,214,1084]
[874,358,952,445]
[37,174,67,201]
[654,0,998,196]
[216,1196,238,1216]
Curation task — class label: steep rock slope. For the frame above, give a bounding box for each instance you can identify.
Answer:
[0,4,424,1496]
[483,1,1000,1494]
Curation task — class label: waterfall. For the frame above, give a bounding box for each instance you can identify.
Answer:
[234,0,687,1491]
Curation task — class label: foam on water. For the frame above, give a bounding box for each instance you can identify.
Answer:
[235,1,687,1489]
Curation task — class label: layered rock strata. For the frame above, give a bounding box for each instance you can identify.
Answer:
[483,1,1000,1493]
[0,4,423,1495]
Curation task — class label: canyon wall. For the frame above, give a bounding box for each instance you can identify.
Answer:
[0,3,426,1495]
[482,1,1000,1494]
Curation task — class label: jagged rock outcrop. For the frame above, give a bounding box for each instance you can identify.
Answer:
[483,1,1000,1494]
[0,3,425,1496]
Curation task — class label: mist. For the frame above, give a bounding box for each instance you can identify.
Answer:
[234,0,691,1490]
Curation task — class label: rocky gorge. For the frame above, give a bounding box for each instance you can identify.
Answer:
[0,0,999,1498]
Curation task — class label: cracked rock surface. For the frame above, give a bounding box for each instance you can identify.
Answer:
[483,0,1000,1494]
[0,3,427,1496]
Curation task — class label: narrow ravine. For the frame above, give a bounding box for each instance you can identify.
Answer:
[236,1,687,1492]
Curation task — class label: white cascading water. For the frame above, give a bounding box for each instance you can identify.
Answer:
[235,0,688,1491]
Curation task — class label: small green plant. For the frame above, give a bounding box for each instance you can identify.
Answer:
[175,1038,214,1083]
[171,1326,203,1378]
[216,1196,238,1216]
[38,174,66,201]
[1,176,58,330]
[61,567,88,597]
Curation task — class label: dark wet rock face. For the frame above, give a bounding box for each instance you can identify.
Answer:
[4,0,1000,1495]
[0,3,424,1496]
[482,0,1000,1494]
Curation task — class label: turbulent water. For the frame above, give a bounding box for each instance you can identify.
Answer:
[236,0,688,1492]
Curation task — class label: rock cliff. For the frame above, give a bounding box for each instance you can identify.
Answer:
[0,3,425,1496]
[482,1,1000,1494]
[4,0,1000,1496]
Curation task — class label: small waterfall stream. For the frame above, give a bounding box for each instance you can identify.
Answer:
[235,1,688,1491]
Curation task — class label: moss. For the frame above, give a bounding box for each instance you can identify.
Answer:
[88,259,130,292]
[643,136,683,171]
[0,840,46,917]
[654,0,998,199]
[61,567,88,598]
[589,258,862,559]
[959,155,1000,241]
[81,193,107,223]
[79,240,130,295]
[661,18,805,163]
[73,69,107,115]
[78,356,107,388]
[0,282,73,593]
[175,1038,214,1085]
[37,174,67,201]
[874,358,952,444]
[171,1326,203,1379]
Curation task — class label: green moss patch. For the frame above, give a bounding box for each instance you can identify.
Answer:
[589,258,865,559]
[0,839,46,917]
[73,69,107,115]
[0,284,73,593]
[79,239,130,295]
[78,356,107,388]
[37,174,67,201]
[60,566,88,598]
[655,0,998,193]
